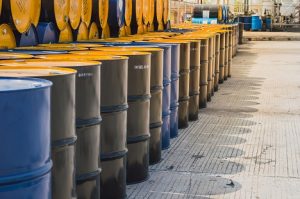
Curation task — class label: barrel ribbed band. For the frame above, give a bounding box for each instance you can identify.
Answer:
[219,64,224,68]
[200,60,208,64]
[150,122,163,129]
[179,69,190,74]
[52,136,77,148]
[76,117,102,128]
[100,149,128,161]
[127,134,150,144]
[151,85,163,92]
[190,65,200,71]
[189,91,200,96]
[163,79,171,86]
[128,94,151,102]
[179,96,190,102]
[200,81,208,86]
[76,169,101,183]
[101,104,128,113]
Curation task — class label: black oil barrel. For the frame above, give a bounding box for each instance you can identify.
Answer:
[224,31,229,80]
[199,38,209,108]
[214,33,220,91]
[188,40,201,121]
[14,25,38,47]
[178,41,190,129]
[193,5,219,18]
[36,22,59,44]
[219,31,225,83]
[207,36,213,102]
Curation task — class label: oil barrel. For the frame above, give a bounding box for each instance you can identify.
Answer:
[131,0,143,34]
[0,59,102,199]
[214,33,220,91]
[92,0,109,29]
[188,40,200,121]
[125,0,132,27]
[69,0,82,30]
[0,66,77,199]
[219,31,225,83]
[207,36,213,102]
[153,0,163,31]
[0,52,33,59]
[89,22,100,39]
[14,25,38,47]
[37,53,129,199]
[2,0,38,33]
[40,0,70,31]
[163,0,169,25]
[228,30,233,78]
[148,0,155,26]
[37,22,59,44]
[92,46,163,165]
[81,0,92,27]
[108,0,125,37]
[200,38,209,108]
[59,23,73,42]
[0,77,52,199]
[224,31,229,80]
[74,21,89,41]
[0,24,16,49]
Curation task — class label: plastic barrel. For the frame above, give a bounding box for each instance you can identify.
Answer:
[0,67,77,199]
[69,0,82,29]
[74,21,89,41]
[188,40,200,121]
[251,15,261,31]
[81,0,92,27]
[0,24,16,49]
[89,22,100,39]
[214,33,220,91]
[0,77,52,199]
[59,23,73,42]
[108,0,125,37]
[40,0,70,31]
[243,16,251,31]
[2,0,38,33]
[37,54,129,199]
[37,22,59,44]
[14,25,38,47]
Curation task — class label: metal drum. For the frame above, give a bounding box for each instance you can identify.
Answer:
[228,30,233,78]
[37,22,59,44]
[224,31,229,80]
[200,38,209,108]
[0,66,77,199]
[14,25,39,47]
[207,36,213,102]
[188,40,201,121]
[81,0,92,27]
[74,21,89,41]
[0,77,52,199]
[69,0,82,30]
[59,23,73,43]
[219,31,225,83]
[214,33,220,91]
[0,59,102,199]
[35,53,129,199]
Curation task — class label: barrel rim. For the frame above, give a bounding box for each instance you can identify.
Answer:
[91,46,164,52]
[36,54,129,61]
[0,66,77,76]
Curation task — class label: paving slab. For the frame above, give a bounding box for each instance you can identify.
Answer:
[127,41,300,199]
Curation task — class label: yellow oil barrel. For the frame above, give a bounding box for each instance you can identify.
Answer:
[81,0,92,27]
[133,0,143,26]
[0,0,2,17]
[31,0,41,27]
[98,0,109,28]
[101,25,110,38]
[0,52,33,60]
[143,0,149,25]
[69,0,82,30]
[163,0,169,24]
[0,24,16,49]
[88,22,100,39]
[148,0,154,25]
[59,23,73,42]
[125,25,131,35]
[76,21,89,41]
[125,0,132,27]
[155,0,163,25]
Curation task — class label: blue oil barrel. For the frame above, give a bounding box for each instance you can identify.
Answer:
[251,15,262,30]
[14,25,38,46]
[108,0,125,37]
[161,112,171,150]
[0,77,52,198]
[170,105,179,138]
[37,22,59,44]
[244,16,252,31]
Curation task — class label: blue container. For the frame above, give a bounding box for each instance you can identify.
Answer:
[251,15,262,30]
[170,76,179,108]
[37,22,59,44]
[170,44,180,78]
[0,77,52,198]
[244,16,252,30]
[15,25,39,47]
[170,105,179,138]
[162,82,171,117]
[161,113,171,150]
[192,18,218,24]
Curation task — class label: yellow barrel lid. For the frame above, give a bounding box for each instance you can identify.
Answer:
[71,50,151,56]
[163,0,169,24]
[125,0,132,26]
[91,46,163,52]
[89,22,100,39]
[99,0,109,28]
[148,0,154,25]
[54,0,70,31]
[69,0,82,29]
[142,0,149,24]
[0,52,33,60]
[134,0,143,25]
[0,59,100,67]
[59,23,73,42]
[36,53,128,61]
[0,24,16,49]
[0,66,76,77]
[81,0,92,27]
[31,0,41,27]
[76,22,89,41]
[155,0,163,24]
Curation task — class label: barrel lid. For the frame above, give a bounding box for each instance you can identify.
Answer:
[59,23,73,43]
[69,0,82,29]
[88,22,100,40]
[10,0,35,33]
[0,59,101,68]
[134,0,143,25]
[31,0,41,27]
[0,24,16,49]
[76,22,89,41]
[163,0,169,24]
[125,0,132,25]
[99,0,109,28]
[0,52,33,60]
[72,50,151,56]
[0,66,77,77]
[142,0,149,24]
[91,46,163,52]
[0,77,52,92]
[36,54,129,61]
[156,0,163,23]
[54,0,70,31]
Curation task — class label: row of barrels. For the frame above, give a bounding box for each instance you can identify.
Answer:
[0,0,170,46]
[0,23,239,199]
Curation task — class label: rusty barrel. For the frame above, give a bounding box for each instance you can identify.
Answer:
[214,33,220,91]
[219,31,225,84]
[188,40,201,120]
[224,31,229,80]
[199,38,209,108]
